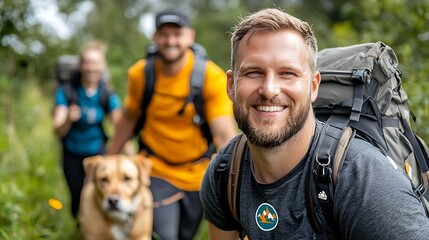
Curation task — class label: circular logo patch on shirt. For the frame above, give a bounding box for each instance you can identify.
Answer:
[255,203,278,231]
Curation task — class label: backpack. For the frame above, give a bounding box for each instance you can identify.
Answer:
[55,55,113,114]
[133,43,215,158]
[217,41,429,239]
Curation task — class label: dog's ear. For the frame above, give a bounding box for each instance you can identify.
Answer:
[133,155,152,187]
[83,155,103,182]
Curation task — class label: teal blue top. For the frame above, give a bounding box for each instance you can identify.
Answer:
[54,84,120,156]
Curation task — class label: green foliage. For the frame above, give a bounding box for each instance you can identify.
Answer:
[0,78,81,239]
[0,0,40,79]
[194,6,250,70]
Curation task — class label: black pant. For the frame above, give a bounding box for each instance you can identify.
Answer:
[61,149,103,219]
[151,177,203,240]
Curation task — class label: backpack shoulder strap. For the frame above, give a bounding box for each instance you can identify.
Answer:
[63,76,80,106]
[216,133,247,239]
[306,118,355,238]
[98,81,113,114]
[177,43,208,119]
[188,53,215,156]
[332,126,354,185]
[96,82,112,142]
[62,83,73,104]
[228,133,247,221]
[182,51,207,121]
[133,54,157,138]
[400,117,429,200]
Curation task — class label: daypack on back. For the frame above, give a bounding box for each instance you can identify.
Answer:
[217,41,429,239]
[133,43,215,158]
[55,55,112,113]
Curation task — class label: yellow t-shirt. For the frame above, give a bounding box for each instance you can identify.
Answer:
[125,49,233,191]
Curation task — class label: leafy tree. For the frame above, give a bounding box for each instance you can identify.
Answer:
[1,0,45,80]
[193,6,250,70]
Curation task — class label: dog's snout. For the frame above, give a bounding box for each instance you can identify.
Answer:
[108,197,120,208]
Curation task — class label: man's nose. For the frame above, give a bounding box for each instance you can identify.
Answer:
[258,75,280,99]
[165,35,178,45]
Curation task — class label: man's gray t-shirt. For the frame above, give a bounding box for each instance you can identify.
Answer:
[200,124,429,239]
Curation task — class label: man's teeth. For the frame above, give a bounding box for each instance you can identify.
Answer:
[256,106,283,112]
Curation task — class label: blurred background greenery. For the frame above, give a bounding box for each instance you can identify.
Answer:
[1,0,428,239]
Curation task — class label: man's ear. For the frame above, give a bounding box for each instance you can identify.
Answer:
[83,155,102,182]
[189,28,196,40]
[226,70,235,101]
[310,71,321,102]
[185,28,196,47]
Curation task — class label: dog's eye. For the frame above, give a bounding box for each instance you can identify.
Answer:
[124,175,131,182]
[101,177,109,183]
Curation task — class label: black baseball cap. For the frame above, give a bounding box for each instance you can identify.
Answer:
[155,10,189,29]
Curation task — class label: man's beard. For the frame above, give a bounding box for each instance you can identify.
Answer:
[233,99,310,149]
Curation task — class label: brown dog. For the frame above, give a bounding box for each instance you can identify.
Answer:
[79,154,153,240]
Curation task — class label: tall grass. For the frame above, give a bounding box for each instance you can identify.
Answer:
[0,78,209,239]
[0,78,81,239]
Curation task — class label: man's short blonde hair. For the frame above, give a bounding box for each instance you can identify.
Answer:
[230,8,318,72]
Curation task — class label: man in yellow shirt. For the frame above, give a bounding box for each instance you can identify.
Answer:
[107,9,237,240]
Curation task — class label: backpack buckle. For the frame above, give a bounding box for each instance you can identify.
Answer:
[314,154,332,182]
[352,69,365,83]
[414,184,426,198]
[193,114,204,126]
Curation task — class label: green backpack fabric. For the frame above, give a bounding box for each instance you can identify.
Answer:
[218,41,429,239]
[309,41,429,237]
